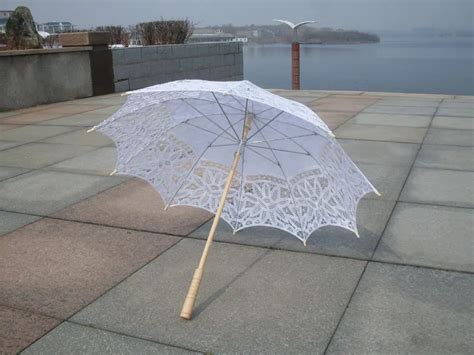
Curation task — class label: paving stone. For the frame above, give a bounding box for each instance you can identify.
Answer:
[357,162,411,200]
[432,116,474,130]
[316,111,356,130]
[0,125,78,143]
[0,143,96,169]
[375,97,440,107]
[190,219,287,248]
[87,105,122,116]
[41,103,106,115]
[22,322,196,355]
[0,141,24,151]
[40,130,112,147]
[436,106,474,118]
[310,101,373,112]
[37,112,108,127]
[349,113,431,127]
[0,305,60,355]
[0,218,180,319]
[0,211,40,236]
[0,111,67,125]
[415,144,474,171]
[335,123,427,143]
[0,166,29,182]
[72,239,365,354]
[53,179,212,236]
[276,199,395,259]
[283,96,319,104]
[0,124,21,132]
[46,147,117,175]
[439,100,474,109]
[326,263,473,354]
[364,104,437,116]
[400,167,474,208]
[0,170,125,215]
[374,203,474,272]
[338,139,419,166]
[424,128,473,146]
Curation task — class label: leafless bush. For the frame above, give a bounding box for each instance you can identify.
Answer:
[137,19,193,45]
[43,34,59,48]
[95,25,130,46]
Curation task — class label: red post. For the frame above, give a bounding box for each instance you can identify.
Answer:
[291,41,300,90]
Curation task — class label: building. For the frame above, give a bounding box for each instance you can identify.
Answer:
[187,33,236,43]
[0,10,13,33]
[37,22,73,34]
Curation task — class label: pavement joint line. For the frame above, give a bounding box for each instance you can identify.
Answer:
[0,126,85,153]
[322,97,446,354]
[17,235,185,354]
[0,202,472,275]
[64,319,205,354]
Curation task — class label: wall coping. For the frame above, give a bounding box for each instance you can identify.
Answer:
[0,46,93,57]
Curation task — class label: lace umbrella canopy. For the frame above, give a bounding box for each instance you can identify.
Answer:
[89,79,379,319]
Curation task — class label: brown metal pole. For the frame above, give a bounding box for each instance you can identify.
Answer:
[291,41,300,90]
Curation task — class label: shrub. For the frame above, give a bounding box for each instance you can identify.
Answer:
[137,19,193,45]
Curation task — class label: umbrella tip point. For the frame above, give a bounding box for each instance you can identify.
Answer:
[109,169,117,176]
[329,132,336,138]
[374,189,381,197]
[87,127,96,133]
[303,240,307,247]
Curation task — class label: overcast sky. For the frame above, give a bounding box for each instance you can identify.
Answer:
[2,0,473,31]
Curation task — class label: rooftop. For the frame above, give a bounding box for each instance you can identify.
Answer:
[0,90,472,354]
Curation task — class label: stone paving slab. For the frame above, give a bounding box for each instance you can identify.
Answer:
[40,130,112,147]
[0,166,29,182]
[335,123,427,143]
[0,125,79,143]
[436,106,474,117]
[0,218,181,319]
[0,170,125,215]
[53,179,212,236]
[190,219,286,248]
[36,112,110,127]
[316,111,356,130]
[337,139,419,166]
[363,104,437,116]
[0,306,61,355]
[0,140,24,151]
[326,262,473,354]
[415,144,474,171]
[310,101,375,113]
[276,199,395,259]
[0,124,21,132]
[0,143,97,169]
[424,128,474,146]
[375,97,441,107]
[22,322,196,355]
[0,211,40,236]
[356,162,411,201]
[349,112,432,127]
[400,167,474,208]
[46,147,117,175]
[72,239,366,354]
[432,116,474,130]
[0,111,68,125]
[373,203,474,272]
[40,103,106,115]
[86,105,122,116]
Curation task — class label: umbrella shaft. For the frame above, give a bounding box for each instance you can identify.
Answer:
[181,113,253,320]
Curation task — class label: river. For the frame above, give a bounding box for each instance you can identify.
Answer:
[243,35,474,95]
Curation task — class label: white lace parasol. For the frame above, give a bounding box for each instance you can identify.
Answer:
[94,79,378,244]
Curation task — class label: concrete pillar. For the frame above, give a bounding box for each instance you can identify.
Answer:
[59,32,114,96]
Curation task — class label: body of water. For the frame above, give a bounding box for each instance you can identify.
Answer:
[243,35,474,95]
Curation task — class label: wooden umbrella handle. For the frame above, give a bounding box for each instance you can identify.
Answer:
[180,113,253,320]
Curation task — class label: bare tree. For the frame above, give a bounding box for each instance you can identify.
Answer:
[137,19,193,45]
[95,25,130,46]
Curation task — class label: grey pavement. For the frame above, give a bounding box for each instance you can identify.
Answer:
[0,91,471,354]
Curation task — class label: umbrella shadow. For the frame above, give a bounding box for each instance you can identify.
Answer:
[192,248,273,319]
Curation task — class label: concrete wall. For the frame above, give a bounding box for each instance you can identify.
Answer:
[112,42,243,92]
[0,47,93,110]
